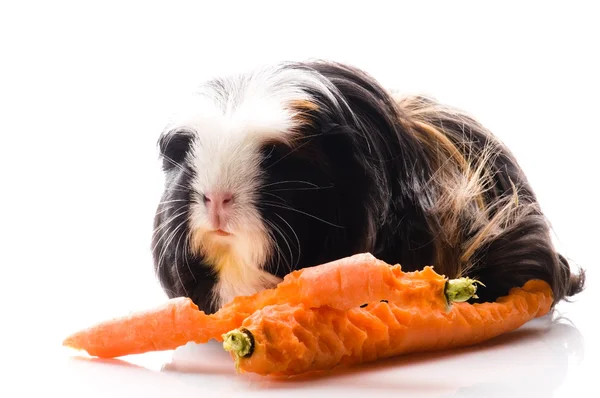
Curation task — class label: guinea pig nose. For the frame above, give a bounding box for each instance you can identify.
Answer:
[203,192,234,207]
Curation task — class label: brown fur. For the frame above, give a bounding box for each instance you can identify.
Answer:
[392,93,584,304]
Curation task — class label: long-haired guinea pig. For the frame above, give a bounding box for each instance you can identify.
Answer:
[152,61,585,314]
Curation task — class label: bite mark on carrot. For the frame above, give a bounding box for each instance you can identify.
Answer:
[62,253,553,377]
[63,253,456,357]
[223,279,552,376]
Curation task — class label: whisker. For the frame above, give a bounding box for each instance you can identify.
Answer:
[260,201,344,229]
[156,199,189,206]
[263,192,287,204]
[264,139,315,171]
[263,219,283,276]
[264,218,293,274]
[287,132,325,142]
[158,188,190,197]
[164,187,188,194]
[162,183,192,194]
[270,185,334,192]
[154,206,176,216]
[173,221,193,293]
[273,220,295,272]
[153,229,182,270]
[183,234,196,282]
[262,144,277,161]
[169,181,193,190]
[151,210,188,254]
[156,217,188,278]
[263,224,282,276]
[261,180,319,189]
[152,213,187,243]
[157,223,187,280]
[159,154,193,178]
[274,213,301,269]
[152,209,187,235]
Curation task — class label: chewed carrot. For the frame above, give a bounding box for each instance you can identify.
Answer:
[63,253,466,358]
[222,279,553,376]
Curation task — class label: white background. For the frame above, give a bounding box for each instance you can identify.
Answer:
[1,1,598,397]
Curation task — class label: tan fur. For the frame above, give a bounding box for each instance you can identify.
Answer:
[288,99,319,129]
[393,93,536,278]
[190,226,281,308]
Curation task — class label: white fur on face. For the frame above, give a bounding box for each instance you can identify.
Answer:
[167,65,341,308]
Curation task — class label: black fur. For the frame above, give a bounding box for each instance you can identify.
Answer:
[153,131,221,313]
[152,61,585,314]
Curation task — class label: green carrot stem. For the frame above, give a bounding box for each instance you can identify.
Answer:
[222,328,255,369]
[445,277,485,304]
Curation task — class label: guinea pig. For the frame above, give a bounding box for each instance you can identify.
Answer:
[152,61,585,314]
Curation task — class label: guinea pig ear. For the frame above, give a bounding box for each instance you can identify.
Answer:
[157,129,195,171]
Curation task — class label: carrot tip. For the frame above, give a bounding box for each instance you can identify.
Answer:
[445,277,483,304]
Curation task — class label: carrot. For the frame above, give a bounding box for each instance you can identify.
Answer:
[63,252,550,373]
[62,298,220,358]
[222,279,553,376]
[63,253,469,358]
[220,252,466,315]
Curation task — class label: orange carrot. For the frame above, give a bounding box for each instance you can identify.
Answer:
[222,279,553,376]
[63,253,468,358]
[221,252,464,315]
[63,298,217,358]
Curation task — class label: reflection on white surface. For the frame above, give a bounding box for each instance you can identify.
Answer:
[167,317,586,397]
[2,1,597,397]
[44,314,588,398]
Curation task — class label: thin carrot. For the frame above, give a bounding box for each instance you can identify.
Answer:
[63,253,468,358]
[222,252,465,314]
[222,279,553,376]
[62,298,219,358]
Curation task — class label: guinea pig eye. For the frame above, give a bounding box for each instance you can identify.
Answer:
[158,130,195,171]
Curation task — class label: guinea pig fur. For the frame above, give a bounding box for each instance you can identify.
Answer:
[152,61,585,314]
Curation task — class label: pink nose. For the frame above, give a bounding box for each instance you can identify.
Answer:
[203,192,234,231]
